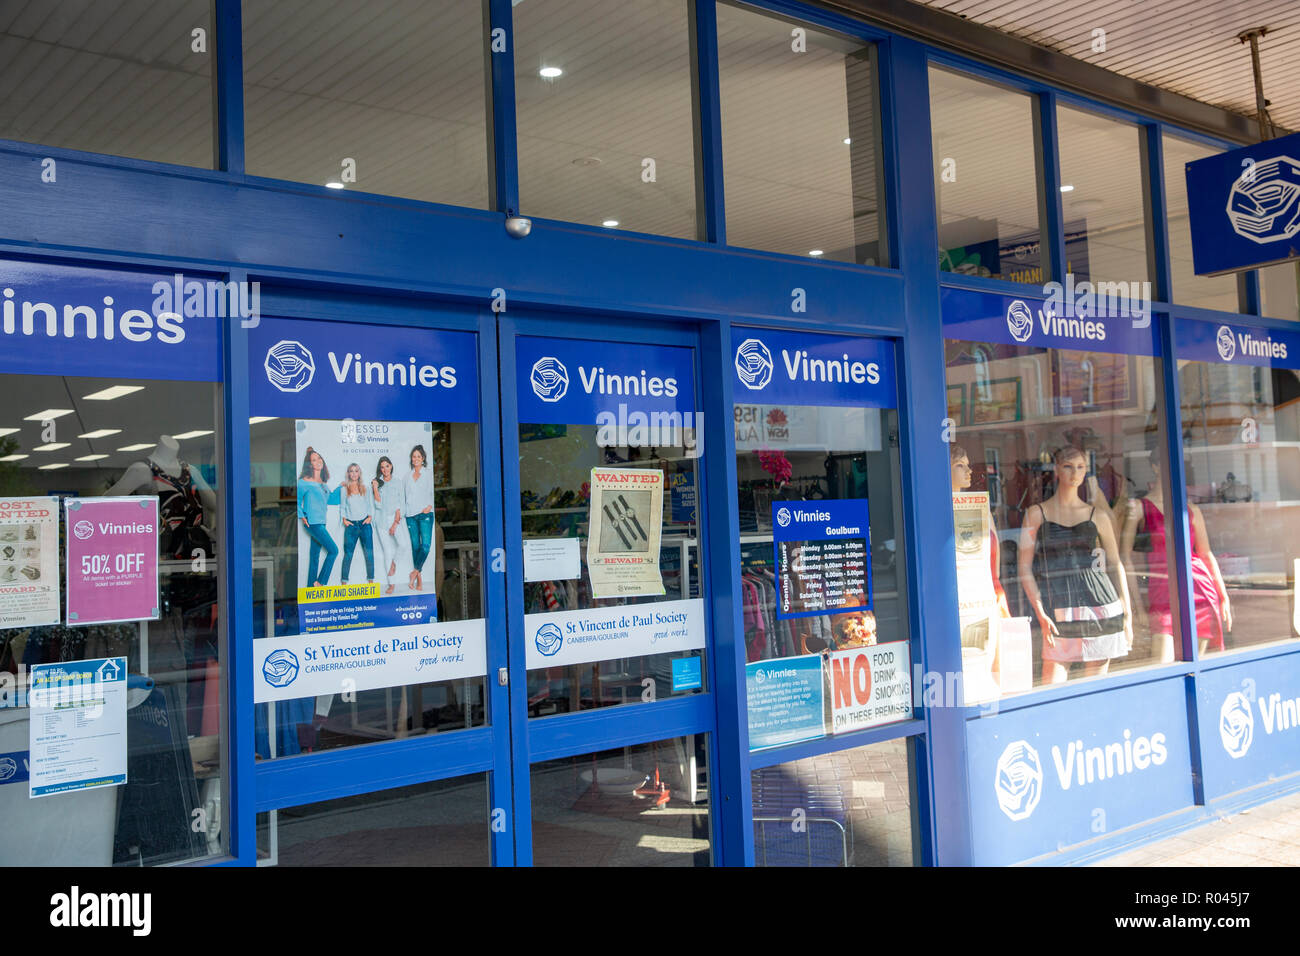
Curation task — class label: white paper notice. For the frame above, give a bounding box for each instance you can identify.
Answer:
[28,657,128,798]
[0,496,61,629]
[524,538,581,582]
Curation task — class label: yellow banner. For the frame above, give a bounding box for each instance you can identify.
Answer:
[297,582,381,604]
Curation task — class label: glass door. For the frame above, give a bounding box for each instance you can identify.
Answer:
[499,313,717,866]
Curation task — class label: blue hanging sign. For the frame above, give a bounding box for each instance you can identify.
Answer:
[772,498,871,621]
[515,335,696,425]
[1177,317,1300,370]
[941,287,1159,358]
[249,317,479,422]
[1185,130,1300,275]
[0,259,221,381]
[1196,654,1300,800]
[746,653,826,750]
[731,328,896,408]
[966,678,1194,865]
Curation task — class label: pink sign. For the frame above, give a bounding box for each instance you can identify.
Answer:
[65,497,160,626]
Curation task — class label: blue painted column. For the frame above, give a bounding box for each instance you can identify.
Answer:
[881,36,974,865]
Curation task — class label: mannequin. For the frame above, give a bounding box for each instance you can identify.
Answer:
[1120,455,1232,661]
[1018,446,1133,683]
[105,435,217,558]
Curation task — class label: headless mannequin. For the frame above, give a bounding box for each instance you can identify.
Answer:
[105,435,218,549]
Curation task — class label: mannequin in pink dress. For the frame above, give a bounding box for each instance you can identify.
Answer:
[1120,458,1232,661]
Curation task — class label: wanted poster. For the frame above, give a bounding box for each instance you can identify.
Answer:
[586,468,666,599]
[953,491,998,651]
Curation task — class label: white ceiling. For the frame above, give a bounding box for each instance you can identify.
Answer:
[918,0,1300,134]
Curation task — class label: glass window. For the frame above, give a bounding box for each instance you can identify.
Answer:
[516,335,705,718]
[931,68,1043,283]
[944,292,1180,695]
[514,0,698,238]
[1177,319,1300,654]
[0,0,215,167]
[717,4,884,265]
[249,318,487,759]
[733,330,910,749]
[1260,263,1300,322]
[1164,134,1240,313]
[243,0,489,206]
[257,773,489,865]
[530,735,710,865]
[753,738,917,866]
[1056,105,1150,288]
[0,374,224,865]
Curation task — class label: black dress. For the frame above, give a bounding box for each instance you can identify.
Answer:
[1034,505,1127,662]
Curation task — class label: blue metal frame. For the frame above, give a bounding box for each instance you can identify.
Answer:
[1,0,1298,869]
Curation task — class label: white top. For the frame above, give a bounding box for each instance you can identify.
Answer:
[403,468,435,515]
[373,478,406,523]
[340,488,373,522]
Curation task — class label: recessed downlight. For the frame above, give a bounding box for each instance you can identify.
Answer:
[117,443,156,452]
[0,454,28,462]
[33,443,70,452]
[24,409,73,421]
[38,463,69,470]
[172,430,214,440]
[1059,184,1075,192]
[602,219,620,228]
[82,385,144,401]
[75,454,110,462]
[78,429,122,439]
[539,66,563,78]
[325,181,345,189]
[809,249,825,257]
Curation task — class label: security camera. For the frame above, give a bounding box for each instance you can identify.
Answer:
[505,215,532,239]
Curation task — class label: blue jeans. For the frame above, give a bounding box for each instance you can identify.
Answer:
[341,522,374,582]
[406,512,433,572]
[303,522,338,586]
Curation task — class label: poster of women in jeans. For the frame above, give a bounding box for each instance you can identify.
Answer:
[294,418,436,635]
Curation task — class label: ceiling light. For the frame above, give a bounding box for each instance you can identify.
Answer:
[1059,184,1075,192]
[602,219,620,228]
[0,454,28,462]
[78,429,122,439]
[809,249,824,257]
[539,66,563,78]
[82,385,144,401]
[843,137,852,145]
[0,428,17,437]
[38,463,69,470]
[75,454,110,462]
[172,430,214,440]
[117,443,156,452]
[24,408,73,421]
[33,443,70,452]
[249,417,277,425]
[325,181,345,189]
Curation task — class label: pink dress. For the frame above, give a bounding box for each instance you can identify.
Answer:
[1141,497,1224,650]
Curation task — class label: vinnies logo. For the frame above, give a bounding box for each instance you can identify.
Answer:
[1006,300,1034,343]
[262,649,299,688]
[265,340,316,393]
[1227,156,1300,244]
[734,338,774,390]
[994,740,1043,820]
[1216,325,1237,361]
[1219,691,1254,759]
[530,357,569,403]
[72,520,94,540]
[535,622,563,657]
[775,507,792,528]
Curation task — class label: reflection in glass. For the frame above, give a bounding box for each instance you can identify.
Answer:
[753,738,916,866]
[931,68,1043,283]
[257,774,489,866]
[514,0,698,238]
[0,374,224,865]
[251,418,487,758]
[944,338,1180,692]
[1179,356,1300,652]
[519,422,704,716]
[531,736,710,866]
[1056,105,1150,287]
[1164,134,1240,313]
[717,3,884,264]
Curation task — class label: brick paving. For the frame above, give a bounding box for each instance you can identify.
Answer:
[1094,789,1300,867]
